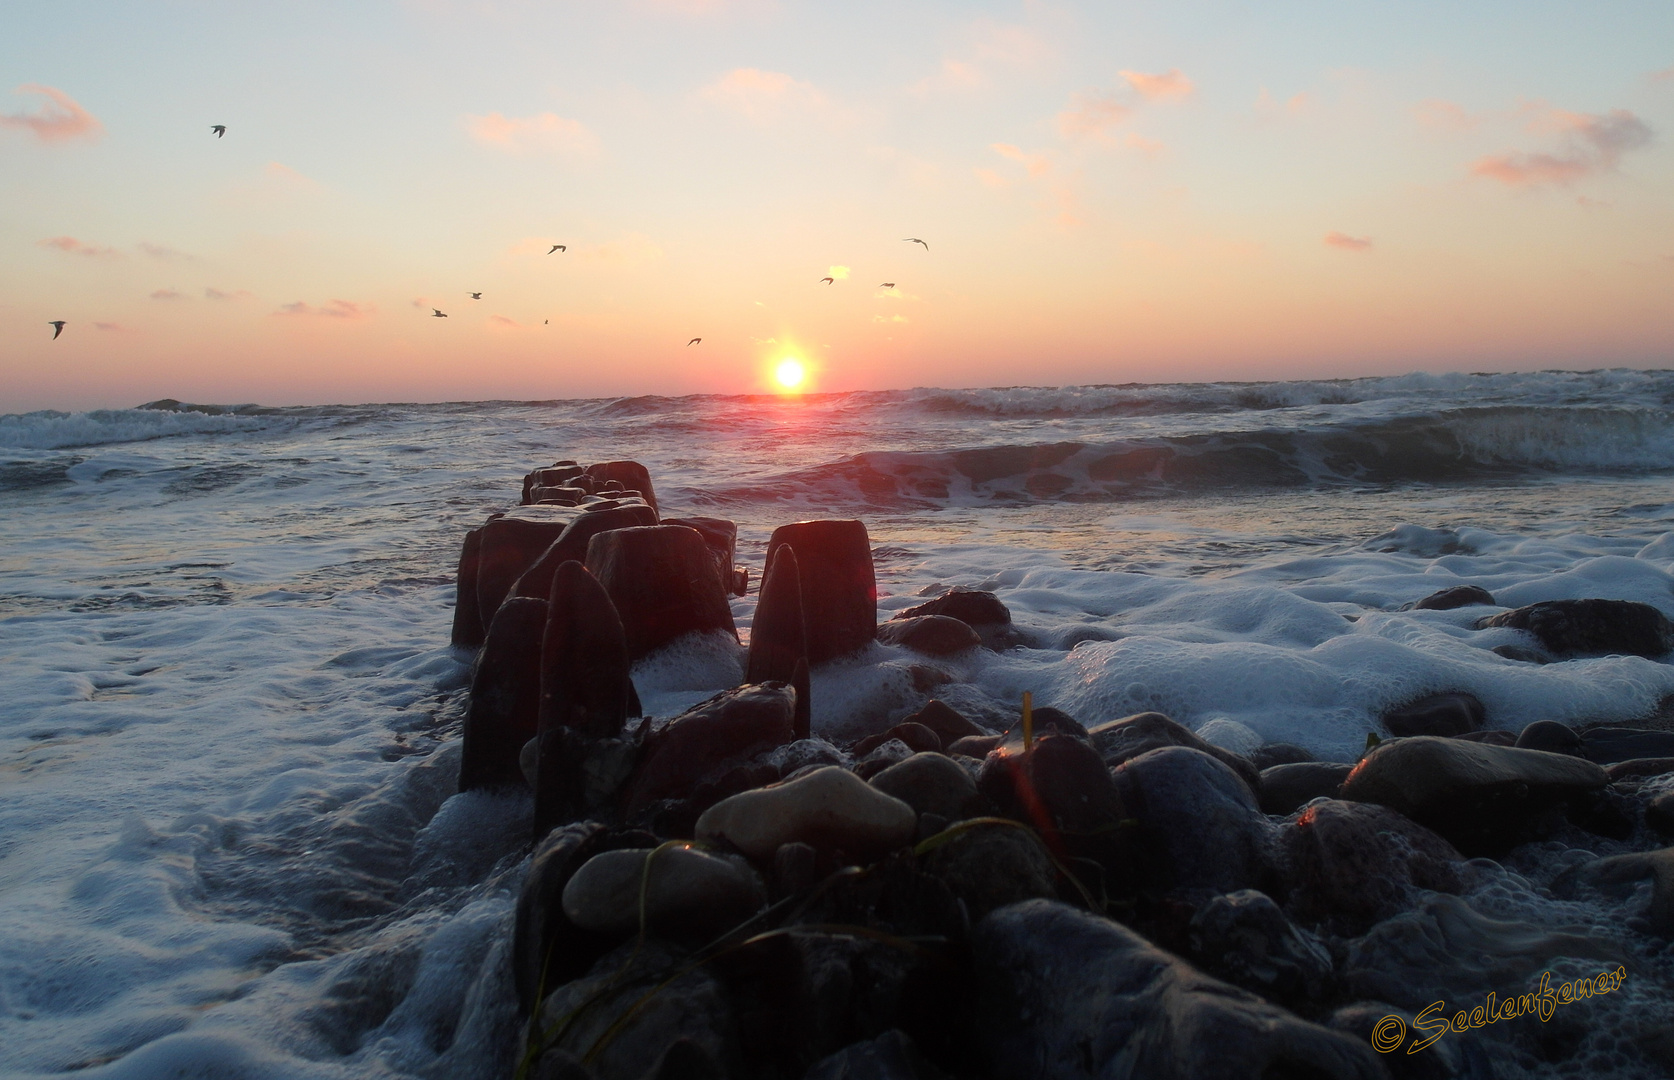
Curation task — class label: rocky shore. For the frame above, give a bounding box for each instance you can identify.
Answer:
[451,460,1674,1080]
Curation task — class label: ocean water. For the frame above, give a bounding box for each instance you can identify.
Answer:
[4,369,1674,1078]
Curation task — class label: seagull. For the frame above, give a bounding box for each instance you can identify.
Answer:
[880,282,895,288]
[548,245,566,254]
[211,125,226,137]
[904,238,928,250]
[820,277,835,284]
[469,292,482,300]
[687,338,701,346]
[544,319,549,325]
[432,308,447,318]
[49,320,66,339]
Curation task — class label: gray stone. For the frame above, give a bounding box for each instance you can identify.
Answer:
[1113,746,1272,892]
[696,766,916,860]
[901,699,987,745]
[869,752,980,821]
[1340,736,1611,856]
[1648,792,1674,836]
[1086,711,1261,795]
[1258,761,1353,816]
[1249,742,1315,769]
[1380,692,1484,738]
[1277,799,1464,936]
[560,845,765,938]
[966,899,1386,1080]
[875,615,981,656]
[1187,889,1334,1004]
[920,821,1059,920]
[624,683,797,814]
[1579,726,1674,764]
[1476,598,1674,659]
[1514,719,1583,755]
[1554,846,1674,937]
[1405,584,1496,611]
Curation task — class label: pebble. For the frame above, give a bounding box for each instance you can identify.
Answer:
[560,844,766,937]
[695,765,917,860]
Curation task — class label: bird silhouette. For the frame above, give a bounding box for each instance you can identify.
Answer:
[544,319,549,325]
[880,282,895,288]
[432,309,448,318]
[820,277,835,284]
[687,338,701,346]
[49,320,66,339]
[469,292,482,300]
[904,238,928,250]
[548,245,566,254]
[211,125,226,137]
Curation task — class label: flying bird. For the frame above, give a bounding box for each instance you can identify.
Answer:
[548,245,566,254]
[820,277,835,284]
[432,308,447,318]
[687,338,701,346]
[49,320,66,339]
[469,292,482,299]
[544,319,549,325]
[904,238,928,250]
[880,282,895,288]
[211,125,226,137]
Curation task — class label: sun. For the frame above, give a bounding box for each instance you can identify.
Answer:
[773,358,807,392]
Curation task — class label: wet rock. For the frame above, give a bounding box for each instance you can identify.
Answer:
[901,699,986,746]
[1340,736,1610,856]
[1476,598,1674,659]
[459,596,547,791]
[536,938,737,1080]
[920,821,1059,920]
[659,516,736,594]
[803,1030,949,1080]
[1579,726,1674,764]
[980,735,1127,877]
[508,504,661,605]
[1327,1003,1463,1079]
[476,507,584,630]
[745,544,811,739]
[585,525,738,661]
[1405,584,1496,611]
[854,739,915,781]
[945,734,1002,759]
[892,588,1011,646]
[1452,729,1515,746]
[1187,889,1334,1004]
[869,752,979,821]
[1381,692,1485,738]
[696,765,916,860]
[451,526,485,649]
[1086,711,1262,796]
[1258,761,1353,815]
[1249,742,1315,769]
[966,899,1386,1080]
[1112,746,1271,892]
[1648,793,1674,836]
[1554,846,1674,937]
[1278,799,1464,936]
[624,683,797,814]
[874,615,981,657]
[854,723,942,759]
[1606,757,1674,781]
[1515,719,1584,756]
[764,520,878,665]
[585,459,658,514]
[560,845,766,939]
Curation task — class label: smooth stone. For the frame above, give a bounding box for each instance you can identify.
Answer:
[893,587,1010,628]
[1257,761,1353,815]
[764,520,878,665]
[1187,889,1333,1004]
[508,504,660,605]
[475,507,583,631]
[1112,746,1272,892]
[1451,729,1515,746]
[874,615,981,657]
[1476,598,1674,659]
[978,735,1126,878]
[869,752,979,820]
[1278,799,1464,936]
[696,765,916,860]
[1405,584,1496,611]
[853,739,915,781]
[920,821,1060,921]
[990,706,1090,757]
[450,526,485,649]
[1579,726,1674,764]
[1085,711,1262,795]
[560,845,766,937]
[511,821,624,1007]
[854,722,942,758]
[1555,846,1674,937]
[1340,736,1611,856]
[945,734,1002,758]
[745,544,811,739]
[1607,757,1674,781]
[584,459,658,514]
[624,683,797,813]
[585,525,738,661]
[1647,793,1674,836]
[1515,719,1584,755]
[902,699,986,745]
[1381,691,1485,737]
[966,900,1386,1080]
[1248,742,1315,769]
[459,596,547,792]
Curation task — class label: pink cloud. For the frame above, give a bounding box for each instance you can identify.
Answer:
[139,242,193,261]
[1414,99,1478,131]
[1,84,103,143]
[1651,66,1674,83]
[466,112,599,156]
[1324,232,1373,251]
[274,300,376,320]
[93,322,127,332]
[489,314,519,327]
[1473,107,1651,187]
[991,142,1051,177]
[204,287,253,301]
[1056,92,1132,141]
[1120,69,1194,101]
[150,288,184,301]
[700,68,835,122]
[40,236,119,258]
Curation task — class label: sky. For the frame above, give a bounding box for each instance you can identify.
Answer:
[2,0,1672,411]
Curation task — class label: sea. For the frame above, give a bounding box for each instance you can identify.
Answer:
[4,368,1674,1078]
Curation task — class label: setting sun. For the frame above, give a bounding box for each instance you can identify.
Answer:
[773,358,807,392]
